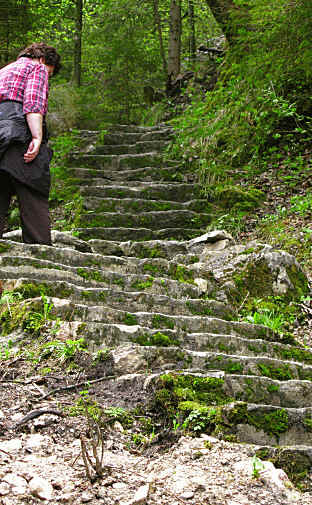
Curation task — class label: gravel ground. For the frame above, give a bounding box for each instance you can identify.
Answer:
[0,378,311,505]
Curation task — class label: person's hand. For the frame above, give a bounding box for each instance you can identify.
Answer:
[24,138,41,163]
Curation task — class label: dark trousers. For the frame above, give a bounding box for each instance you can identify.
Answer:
[0,171,51,245]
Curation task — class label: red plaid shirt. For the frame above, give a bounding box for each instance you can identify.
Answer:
[0,57,49,115]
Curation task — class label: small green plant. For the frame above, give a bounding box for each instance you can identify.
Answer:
[103,407,133,428]
[40,338,87,363]
[172,414,181,432]
[0,290,23,316]
[251,455,265,479]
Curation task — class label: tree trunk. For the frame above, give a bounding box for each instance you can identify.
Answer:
[73,0,83,87]
[205,0,249,45]
[168,0,181,82]
[152,0,167,78]
[188,0,196,61]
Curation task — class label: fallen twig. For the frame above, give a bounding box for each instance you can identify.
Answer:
[14,408,65,428]
[37,375,116,401]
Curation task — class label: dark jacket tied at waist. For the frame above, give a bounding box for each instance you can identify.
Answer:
[0,101,52,197]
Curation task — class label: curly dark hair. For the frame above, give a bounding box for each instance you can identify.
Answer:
[18,42,61,76]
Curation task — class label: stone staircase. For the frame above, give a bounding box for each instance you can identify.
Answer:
[1,124,312,481]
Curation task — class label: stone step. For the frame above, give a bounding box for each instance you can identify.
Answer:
[80,183,201,202]
[0,244,202,280]
[232,402,312,446]
[110,366,312,410]
[0,277,231,319]
[93,140,169,155]
[74,227,201,241]
[77,210,211,230]
[87,238,190,258]
[2,272,205,301]
[70,152,165,169]
[47,299,273,340]
[70,166,193,183]
[100,133,147,144]
[104,124,172,134]
[186,333,312,365]
[83,197,211,214]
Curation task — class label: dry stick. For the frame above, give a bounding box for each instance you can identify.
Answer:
[236,290,250,315]
[14,409,65,428]
[37,375,116,401]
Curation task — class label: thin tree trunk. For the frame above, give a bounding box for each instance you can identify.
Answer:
[73,0,83,86]
[152,0,167,78]
[188,0,196,61]
[168,0,181,82]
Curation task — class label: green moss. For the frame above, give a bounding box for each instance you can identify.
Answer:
[81,290,93,300]
[189,256,199,264]
[257,362,293,380]
[286,265,309,299]
[303,417,312,431]
[185,301,214,317]
[169,264,194,284]
[138,247,164,259]
[77,268,106,283]
[274,345,312,365]
[143,263,161,274]
[248,408,289,438]
[207,358,243,374]
[123,313,138,326]
[132,331,180,347]
[77,322,87,335]
[131,277,154,290]
[267,383,280,393]
[0,243,12,254]
[153,374,231,419]
[215,186,264,210]
[112,277,125,288]
[151,314,175,329]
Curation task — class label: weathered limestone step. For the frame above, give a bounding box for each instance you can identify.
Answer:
[203,352,312,381]
[231,403,312,446]
[83,197,211,214]
[0,246,203,281]
[87,238,190,258]
[70,152,166,169]
[223,374,312,408]
[186,333,312,365]
[93,140,169,155]
[99,132,144,144]
[115,367,312,445]
[101,131,173,143]
[77,210,211,230]
[0,278,230,318]
[75,227,201,241]
[48,299,273,340]
[107,345,312,382]
[2,272,205,301]
[70,166,193,183]
[105,124,172,134]
[103,365,312,410]
[80,183,201,202]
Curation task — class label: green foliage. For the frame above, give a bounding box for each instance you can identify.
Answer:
[251,456,265,479]
[123,313,138,326]
[103,407,133,428]
[132,331,180,347]
[47,84,80,133]
[39,338,87,363]
[168,0,312,231]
